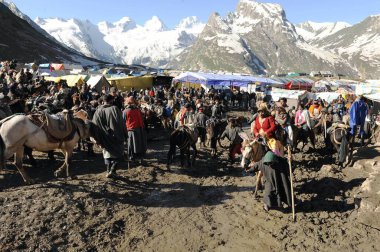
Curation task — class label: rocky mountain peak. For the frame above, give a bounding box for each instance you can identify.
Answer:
[206,12,231,33]
[236,0,285,20]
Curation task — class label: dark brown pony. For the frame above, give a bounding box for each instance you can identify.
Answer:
[329,126,351,167]
[167,126,198,169]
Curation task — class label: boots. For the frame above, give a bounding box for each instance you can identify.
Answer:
[106,161,118,178]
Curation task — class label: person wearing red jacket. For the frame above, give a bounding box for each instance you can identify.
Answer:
[123,96,147,162]
[252,103,276,139]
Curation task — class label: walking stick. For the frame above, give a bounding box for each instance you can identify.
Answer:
[126,139,130,169]
[287,145,296,222]
[324,115,327,139]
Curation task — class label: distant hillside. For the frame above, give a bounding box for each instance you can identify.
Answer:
[0,2,102,65]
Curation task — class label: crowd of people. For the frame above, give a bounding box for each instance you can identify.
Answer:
[1,60,379,212]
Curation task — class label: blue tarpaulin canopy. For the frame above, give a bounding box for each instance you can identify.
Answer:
[173,72,282,87]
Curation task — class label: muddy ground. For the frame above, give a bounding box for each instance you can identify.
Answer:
[1,114,380,252]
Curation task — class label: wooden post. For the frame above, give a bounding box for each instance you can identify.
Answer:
[288,146,296,222]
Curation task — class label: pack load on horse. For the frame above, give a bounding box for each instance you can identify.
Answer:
[0,110,91,183]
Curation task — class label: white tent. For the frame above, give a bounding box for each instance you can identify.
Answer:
[314,92,341,103]
[87,75,111,93]
[270,87,309,101]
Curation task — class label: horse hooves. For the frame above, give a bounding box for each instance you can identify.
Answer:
[25,179,35,185]
[54,170,65,178]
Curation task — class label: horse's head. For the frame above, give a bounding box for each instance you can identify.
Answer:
[240,139,267,169]
[72,116,92,140]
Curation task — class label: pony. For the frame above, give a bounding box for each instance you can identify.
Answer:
[240,138,269,198]
[0,113,91,184]
[167,126,198,169]
[206,118,228,157]
[276,124,316,152]
[329,125,351,167]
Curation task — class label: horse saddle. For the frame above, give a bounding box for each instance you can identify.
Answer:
[28,111,75,143]
[181,125,198,144]
[45,111,73,140]
[331,122,350,130]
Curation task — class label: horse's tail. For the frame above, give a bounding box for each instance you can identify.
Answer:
[0,134,5,170]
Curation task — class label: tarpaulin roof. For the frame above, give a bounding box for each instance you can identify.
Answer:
[39,63,50,68]
[106,76,153,91]
[365,93,380,103]
[173,72,282,87]
[356,81,380,95]
[62,75,85,87]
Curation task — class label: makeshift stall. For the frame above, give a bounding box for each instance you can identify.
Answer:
[44,75,86,87]
[314,92,341,103]
[271,87,310,108]
[173,72,282,92]
[271,77,314,91]
[107,76,153,91]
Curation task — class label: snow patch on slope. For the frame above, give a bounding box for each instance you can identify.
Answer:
[296,41,342,64]
[296,21,351,42]
[217,34,246,54]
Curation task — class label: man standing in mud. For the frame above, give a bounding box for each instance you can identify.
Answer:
[349,95,368,141]
[92,94,126,178]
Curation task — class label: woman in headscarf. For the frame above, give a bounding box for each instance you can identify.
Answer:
[123,96,147,163]
[246,151,292,211]
[252,102,276,139]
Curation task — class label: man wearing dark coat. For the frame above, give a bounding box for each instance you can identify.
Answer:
[247,151,292,211]
[92,94,126,178]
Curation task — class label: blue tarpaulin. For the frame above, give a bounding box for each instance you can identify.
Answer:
[173,72,282,87]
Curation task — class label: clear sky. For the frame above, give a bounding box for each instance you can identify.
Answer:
[9,0,380,27]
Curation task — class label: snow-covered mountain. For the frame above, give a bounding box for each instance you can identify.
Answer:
[35,16,205,68]
[173,0,357,76]
[296,21,351,43]
[316,15,380,79]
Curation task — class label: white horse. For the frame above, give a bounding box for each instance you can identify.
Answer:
[0,114,91,184]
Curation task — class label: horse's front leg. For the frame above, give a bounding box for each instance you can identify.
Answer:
[191,143,197,167]
[54,148,74,178]
[180,149,185,168]
[64,149,74,178]
[15,148,33,184]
